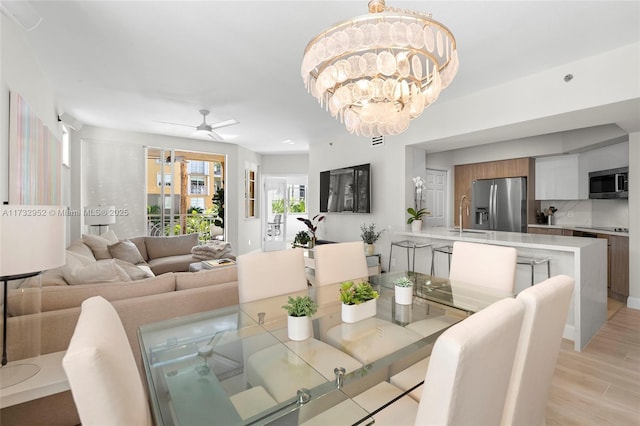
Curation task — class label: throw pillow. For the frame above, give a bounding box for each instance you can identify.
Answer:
[113,259,148,281]
[136,264,155,278]
[64,257,131,285]
[108,240,145,265]
[82,234,114,260]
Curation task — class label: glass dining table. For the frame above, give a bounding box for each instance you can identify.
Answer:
[138,271,513,426]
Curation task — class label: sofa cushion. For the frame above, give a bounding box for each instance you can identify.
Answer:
[113,259,149,281]
[38,273,177,313]
[108,240,145,265]
[64,256,132,286]
[147,254,195,275]
[144,234,199,260]
[175,265,238,291]
[67,239,96,261]
[82,232,118,260]
[19,266,68,288]
[128,237,149,262]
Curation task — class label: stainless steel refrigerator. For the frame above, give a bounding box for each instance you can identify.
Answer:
[471,177,527,233]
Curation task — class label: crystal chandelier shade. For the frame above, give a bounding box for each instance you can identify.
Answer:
[301,0,459,137]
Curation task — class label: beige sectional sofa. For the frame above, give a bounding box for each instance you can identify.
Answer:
[1,233,239,426]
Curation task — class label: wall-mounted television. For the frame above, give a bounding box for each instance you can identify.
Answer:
[320,163,371,213]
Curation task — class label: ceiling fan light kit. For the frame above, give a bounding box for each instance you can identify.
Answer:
[301,0,459,137]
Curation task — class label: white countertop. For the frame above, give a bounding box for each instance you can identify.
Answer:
[528,223,629,237]
[400,227,606,252]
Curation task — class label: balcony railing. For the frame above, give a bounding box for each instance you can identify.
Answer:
[147,213,223,242]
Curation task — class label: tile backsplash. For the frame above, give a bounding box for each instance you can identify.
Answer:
[540,199,629,228]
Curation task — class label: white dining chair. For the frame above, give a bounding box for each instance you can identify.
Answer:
[395,241,519,398]
[313,241,368,286]
[501,274,575,426]
[449,241,518,292]
[62,296,152,426]
[414,297,525,425]
[237,248,308,303]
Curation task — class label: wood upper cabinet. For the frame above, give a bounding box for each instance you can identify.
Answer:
[454,157,539,228]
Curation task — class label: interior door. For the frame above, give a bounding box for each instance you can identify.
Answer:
[424,169,447,228]
[263,178,287,252]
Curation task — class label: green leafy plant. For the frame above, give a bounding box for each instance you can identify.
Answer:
[297,214,325,239]
[282,296,318,317]
[393,276,413,287]
[360,223,384,244]
[292,230,311,247]
[406,207,430,224]
[339,281,379,305]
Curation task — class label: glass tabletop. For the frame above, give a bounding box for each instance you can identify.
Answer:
[138,271,510,425]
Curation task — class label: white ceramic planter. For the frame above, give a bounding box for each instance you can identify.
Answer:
[341,299,377,323]
[365,243,375,256]
[395,285,413,305]
[410,220,423,232]
[287,315,311,341]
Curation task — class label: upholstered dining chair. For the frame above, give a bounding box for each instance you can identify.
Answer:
[413,297,525,425]
[237,248,308,303]
[449,241,518,292]
[313,241,368,287]
[501,274,575,426]
[346,297,524,425]
[62,296,152,426]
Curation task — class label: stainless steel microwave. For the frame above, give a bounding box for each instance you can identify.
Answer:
[589,167,628,199]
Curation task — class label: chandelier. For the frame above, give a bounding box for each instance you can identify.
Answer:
[301,0,459,137]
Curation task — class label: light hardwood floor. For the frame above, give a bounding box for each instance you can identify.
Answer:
[545,305,640,425]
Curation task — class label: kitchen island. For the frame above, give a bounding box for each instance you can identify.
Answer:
[394,227,608,351]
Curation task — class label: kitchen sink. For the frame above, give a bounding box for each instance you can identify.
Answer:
[449,228,488,235]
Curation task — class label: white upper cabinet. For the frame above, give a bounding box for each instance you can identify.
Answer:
[535,142,629,200]
[535,154,582,200]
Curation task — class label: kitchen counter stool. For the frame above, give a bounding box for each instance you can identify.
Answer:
[517,256,551,286]
[430,245,454,276]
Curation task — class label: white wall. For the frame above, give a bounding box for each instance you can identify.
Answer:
[0,14,62,203]
[628,135,639,309]
[261,154,308,175]
[77,126,240,251]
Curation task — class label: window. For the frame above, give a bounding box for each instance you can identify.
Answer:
[188,160,209,175]
[157,173,172,186]
[61,124,70,167]
[245,168,257,218]
[288,184,307,213]
[190,197,205,210]
[189,176,208,195]
[163,195,172,210]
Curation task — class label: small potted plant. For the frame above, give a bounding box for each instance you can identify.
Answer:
[292,230,311,248]
[297,214,325,247]
[339,281,379,323]
[407,207,430,232]
[282,296,318,341]
[360,223,384,255]
[393,276,413,305]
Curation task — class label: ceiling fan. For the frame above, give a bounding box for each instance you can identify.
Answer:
[156,109,239,141]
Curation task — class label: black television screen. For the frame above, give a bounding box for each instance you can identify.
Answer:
[320,163,370,213]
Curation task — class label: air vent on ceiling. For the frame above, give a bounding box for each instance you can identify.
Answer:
[371,135,384,147]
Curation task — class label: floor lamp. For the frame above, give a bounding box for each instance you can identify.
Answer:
[1,205,65,389]
[84,205,116,235]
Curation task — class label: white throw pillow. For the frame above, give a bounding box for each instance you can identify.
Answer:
[64,257,131,285]
[82,234,114,260]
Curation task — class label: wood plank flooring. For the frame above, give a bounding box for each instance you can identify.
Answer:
[545,306,640,425]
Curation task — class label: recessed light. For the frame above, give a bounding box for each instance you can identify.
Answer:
[281,139,294,145]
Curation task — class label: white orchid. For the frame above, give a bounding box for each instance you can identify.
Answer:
[412,176,425,210]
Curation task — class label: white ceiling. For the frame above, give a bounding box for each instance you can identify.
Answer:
[3,1,640,154]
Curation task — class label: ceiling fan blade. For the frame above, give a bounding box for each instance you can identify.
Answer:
[210,119,239,130]
[207,130,224,141]
[153,120,194,128]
